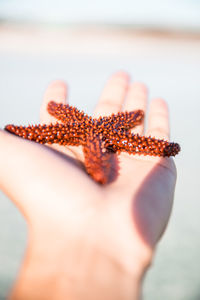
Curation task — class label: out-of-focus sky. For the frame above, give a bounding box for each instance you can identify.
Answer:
[0,0,200,32]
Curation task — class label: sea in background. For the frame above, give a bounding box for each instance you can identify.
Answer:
[0,0,200,299]
[0,0,200,32]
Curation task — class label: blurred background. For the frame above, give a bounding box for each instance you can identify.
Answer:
[0,0,200,299]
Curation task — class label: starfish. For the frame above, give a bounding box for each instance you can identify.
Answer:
[5,101,180,184]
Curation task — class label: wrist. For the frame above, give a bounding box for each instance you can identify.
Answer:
[10,231,147,300]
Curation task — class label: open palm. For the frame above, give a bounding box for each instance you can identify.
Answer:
[0,72,177,300]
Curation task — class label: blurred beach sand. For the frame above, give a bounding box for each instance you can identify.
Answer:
[0,25,200,299]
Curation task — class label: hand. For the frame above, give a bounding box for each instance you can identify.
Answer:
[0,72,177,300]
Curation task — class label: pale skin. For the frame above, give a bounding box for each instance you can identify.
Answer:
[0,72,177,300]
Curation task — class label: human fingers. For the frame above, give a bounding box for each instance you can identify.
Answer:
[93,71,130,118]
[0,130,91,220]
[40,80,67,124]
[39,80,81,157]
[124,82,148,134]
[0,130,51,217]
[146,98,170,140]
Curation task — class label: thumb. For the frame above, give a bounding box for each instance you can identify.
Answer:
[0,130,72,219]
[0,130,52,218]
[0,130,95,222]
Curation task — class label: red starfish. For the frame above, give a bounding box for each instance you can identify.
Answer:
[5,101,180,184]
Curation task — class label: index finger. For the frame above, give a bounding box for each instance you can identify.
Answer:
[40,80,68,124]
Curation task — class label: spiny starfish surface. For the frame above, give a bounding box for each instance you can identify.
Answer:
[5,101,180,184]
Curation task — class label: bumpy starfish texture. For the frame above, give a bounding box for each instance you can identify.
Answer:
[5,101,180,184]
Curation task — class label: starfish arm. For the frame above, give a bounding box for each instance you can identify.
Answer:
[83,133,114,184]
[97,110,144,131]
[5,123,86,146]
[107,133,181,157]
[47,101,92,126]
